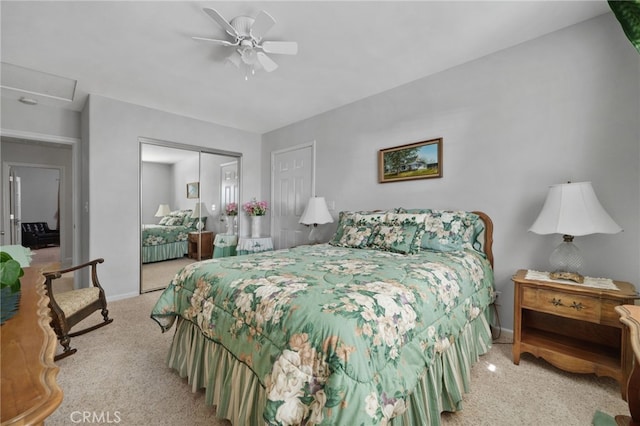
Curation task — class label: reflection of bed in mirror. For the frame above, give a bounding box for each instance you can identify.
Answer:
[140,141,241,270]
[141,209,204,263]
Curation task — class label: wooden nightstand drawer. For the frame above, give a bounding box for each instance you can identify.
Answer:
[512,269,638,399]
[521,287,601,324]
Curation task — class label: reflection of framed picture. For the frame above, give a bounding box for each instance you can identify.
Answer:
[186,182,199,199]
[378,138,443,183]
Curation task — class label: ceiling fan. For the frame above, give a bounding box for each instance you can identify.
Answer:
[193,8,298,78]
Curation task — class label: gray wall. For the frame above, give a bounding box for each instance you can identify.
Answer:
[13,166,59,226]
[84,95,261,300]
[262,14,640,332]
[141,162,173,225]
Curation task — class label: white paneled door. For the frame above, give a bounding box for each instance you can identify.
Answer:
[220,160,239,232]
[271,143,314,250]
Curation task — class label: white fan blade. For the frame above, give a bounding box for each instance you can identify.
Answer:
[261,41,298,55]
[256,52,278,72]
[203,8,238,37]
[250,11,276,40]
[192,37,237,47]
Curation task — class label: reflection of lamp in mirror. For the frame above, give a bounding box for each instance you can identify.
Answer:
[299,197,334,243]
[192,202,208,231]
[154,204,170,223]
[529,181,622,283]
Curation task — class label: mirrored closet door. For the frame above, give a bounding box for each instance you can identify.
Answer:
[140,139,240,293]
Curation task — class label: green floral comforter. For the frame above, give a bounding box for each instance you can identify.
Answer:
[151,244,494,425]
[141,224,190,247]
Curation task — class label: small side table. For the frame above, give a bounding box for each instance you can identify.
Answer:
[512,269,638,399]
[188,231,213,260]
[615,305,640,425]
[237,237,273,255]
[213,234,238,258]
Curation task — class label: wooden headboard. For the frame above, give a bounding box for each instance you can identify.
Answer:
[472,211,494,269]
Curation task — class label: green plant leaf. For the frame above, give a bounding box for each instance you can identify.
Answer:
[0,257,23,293]
[609,0,640,53]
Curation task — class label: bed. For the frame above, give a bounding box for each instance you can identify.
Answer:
[142,209,206,263]
[151,209,495,425]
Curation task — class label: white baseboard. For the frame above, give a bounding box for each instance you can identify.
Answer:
[106,292,139,302]
[492,326,514,343]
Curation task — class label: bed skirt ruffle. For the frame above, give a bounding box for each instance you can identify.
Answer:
[166,309,493,426]
[142,242,187,264]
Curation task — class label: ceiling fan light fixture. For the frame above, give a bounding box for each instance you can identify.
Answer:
[195,8,297,78]
[239,47,258,65]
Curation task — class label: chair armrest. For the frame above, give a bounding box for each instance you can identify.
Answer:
[43,258,106,291]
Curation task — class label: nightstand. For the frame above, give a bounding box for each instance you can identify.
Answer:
[188,231,213,260]
[237,237,273,255]
[512,269,638,399]
[213,234,237,258]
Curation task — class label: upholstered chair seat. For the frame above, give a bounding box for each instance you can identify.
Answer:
[44,258,113,361]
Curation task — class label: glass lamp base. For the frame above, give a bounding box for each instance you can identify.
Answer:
[549,238,585,282]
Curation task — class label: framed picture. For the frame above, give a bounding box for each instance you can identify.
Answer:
[378,138,443,183]
[186,182,199,199]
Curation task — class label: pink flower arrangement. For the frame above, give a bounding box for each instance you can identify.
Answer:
[243,198,268,216]
[225,202,238,216]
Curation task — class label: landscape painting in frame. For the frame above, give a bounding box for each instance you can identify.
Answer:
[379,138,443,183]
[186,182,200,199]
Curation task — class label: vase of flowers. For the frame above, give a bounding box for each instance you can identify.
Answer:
[225,203,238,235]
[243,198,268,238]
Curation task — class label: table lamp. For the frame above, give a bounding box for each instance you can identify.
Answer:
[299,197,334,243]
[154,204,170,222]
[191,202,207,231]
[529,181,622,282]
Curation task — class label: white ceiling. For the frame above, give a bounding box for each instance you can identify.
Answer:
[1,1,611,134]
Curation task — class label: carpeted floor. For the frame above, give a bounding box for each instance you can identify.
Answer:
[46,291,631,426]
[141,257,194,292]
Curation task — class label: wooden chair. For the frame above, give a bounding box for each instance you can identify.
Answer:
[43,258,113,361]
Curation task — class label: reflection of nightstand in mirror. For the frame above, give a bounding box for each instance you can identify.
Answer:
[213,234,238,258]
[188,231,213,260]
[237,237,273,255]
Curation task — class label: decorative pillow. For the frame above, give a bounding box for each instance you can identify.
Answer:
[163,217,184,226]
[158,216,171,225]
[370,224,424,254]
[329,210,388,246]
[354,212,387,225]
[169,209,191,217]
[183,216,207,229]
[395,208,433,215]
[370,213,427,254]
[335,224,375,248]
[329,211,357,246]
[182,213,197,226]
[421,210,479,252]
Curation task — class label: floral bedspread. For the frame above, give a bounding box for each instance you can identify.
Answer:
[151,244,494,425]
[141,224,190,247]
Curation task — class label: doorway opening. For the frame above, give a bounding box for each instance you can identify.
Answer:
[9,165,62,265]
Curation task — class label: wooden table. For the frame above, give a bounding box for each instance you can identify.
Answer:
[512,269,638,399]
[1,266,63,425]
[188,231,214,260]
[615,305,640,425]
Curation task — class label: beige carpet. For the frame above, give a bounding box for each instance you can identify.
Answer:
[141,257,194,292]
[47,293,630,425]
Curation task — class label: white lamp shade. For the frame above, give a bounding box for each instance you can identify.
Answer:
[299,197,334,225]
[192,202,208,218]
[529,181,622,236]
[154,204,171,217]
